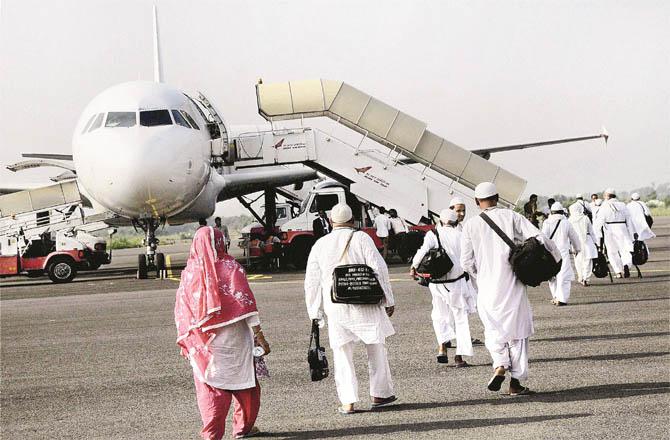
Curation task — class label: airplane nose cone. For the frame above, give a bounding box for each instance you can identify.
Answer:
[73,128,209,218]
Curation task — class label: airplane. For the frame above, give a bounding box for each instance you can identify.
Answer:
[2,7,608,279]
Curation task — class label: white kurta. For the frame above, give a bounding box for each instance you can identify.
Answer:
[373,214,391,238]
[543,214,581,303]
[569,211,599,282]
[627,201,656,241]
[593,199,635,273]
[305,227,395,349]
[569,200,592,220]
[461,207,561,345]
[204,315,260,390]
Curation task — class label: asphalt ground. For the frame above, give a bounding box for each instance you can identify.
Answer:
[2,219,669,439]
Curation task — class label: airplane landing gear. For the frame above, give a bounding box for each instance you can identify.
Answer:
[135,218,167,279]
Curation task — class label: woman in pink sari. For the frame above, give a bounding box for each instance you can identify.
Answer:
[175,226,270,439]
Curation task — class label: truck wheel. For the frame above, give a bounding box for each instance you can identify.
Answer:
[137,254,148,279]
[399,231,425,264]
[155,253,166,278]
[287,237,314,269]
[47,258,77,283]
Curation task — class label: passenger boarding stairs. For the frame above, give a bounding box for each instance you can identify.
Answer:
[0,181,112,245]
[228,79,527,224]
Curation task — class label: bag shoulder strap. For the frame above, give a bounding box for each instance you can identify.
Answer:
[310,320,321,348]
[432,229,443,250]
[550,219,562,239]
[338,230,356,264]
[479,212,515,249]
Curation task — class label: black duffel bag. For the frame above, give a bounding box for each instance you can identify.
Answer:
[416,230,454,283]
[307,319,329,381]
[480,212,561,287]
[592,250,610,278]
[331,231,384,305]
[632,234,649,266]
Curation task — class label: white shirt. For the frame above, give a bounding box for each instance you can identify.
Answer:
[305,227,395,349]
[627,200,656,241]
[373,213,391,238]
[389,217,408,234]
[542,213,582,256]
[460,207,560,344]
[569,213,599,259]
[593,198,635,246]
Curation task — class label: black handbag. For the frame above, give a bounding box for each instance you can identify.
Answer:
[632,235,649,266]
[480,212,561,287]
[416,230,454,283]
[331,231,384,305]
[307,319,329,382]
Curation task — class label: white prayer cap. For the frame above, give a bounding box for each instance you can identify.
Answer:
[631,192,640,200]
[595,199,603,206]
[604,187,615,195]
[439,209,458,224]
[551,202,564,212]
[474,182,497,199]
[575,193,583,199]
[330,203,353,223]
[449,197,465,207]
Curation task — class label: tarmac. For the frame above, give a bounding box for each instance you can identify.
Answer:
[2,219,669,439]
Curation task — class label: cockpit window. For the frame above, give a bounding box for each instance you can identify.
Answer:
[81,114,97,134]
[180,110,200,130]
[140,110,173,127]
[105,112,136,128]
[88,113,105,132]
[171,110,190,128]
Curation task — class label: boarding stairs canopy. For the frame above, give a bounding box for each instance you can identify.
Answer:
[255,79,527,205]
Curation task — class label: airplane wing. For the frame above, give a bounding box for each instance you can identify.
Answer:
[22,153,74,161]
[217,166,317,202]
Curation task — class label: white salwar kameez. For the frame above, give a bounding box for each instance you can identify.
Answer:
[305,227,395,405]
[627,200,656,242]
[461,207,561,380]
[542,214,581,303]
[569,206,599,283]
[593,199,635,274]
[204,315,260,390]
[411,225,476,356]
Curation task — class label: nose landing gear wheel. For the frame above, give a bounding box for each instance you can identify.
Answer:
[155,252,166,279]
[137,254,148,279]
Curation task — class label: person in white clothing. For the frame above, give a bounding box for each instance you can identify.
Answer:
[592,198,603,223]
[305,203,397,414]
[461,182,561,395]
[569,203,599,286]
[593,188,635,278]
[627,193,656,242]
[542,202,581,305]
[373,206,392,260]
[410,209,477,367]
[449,197,467,230]
[569,194,592,222]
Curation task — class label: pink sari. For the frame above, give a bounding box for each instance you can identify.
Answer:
[175,226,258,380]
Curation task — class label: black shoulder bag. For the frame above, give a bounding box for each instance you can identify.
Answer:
[416,230,454,283]
[307,319,329,381]
[331,231,384,305]
[480,212,561,287]
[637,201,654,228]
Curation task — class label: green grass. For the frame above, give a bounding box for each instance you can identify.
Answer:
[650,206,670,217]
[108,234,192,250]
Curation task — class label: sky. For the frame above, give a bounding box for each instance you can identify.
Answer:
[1,0,668,217]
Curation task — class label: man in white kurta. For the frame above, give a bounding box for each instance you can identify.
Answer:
[593,188,635,278]
[569,203,599,286]
[542,202,581,305]
[569,194,592,222]
[627,193,656,242]
[461,182,561,395]
[410,209,476,367]
[373,207,392,259]
[305,204,396,413]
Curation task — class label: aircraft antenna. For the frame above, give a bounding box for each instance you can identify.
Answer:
[152,5,163,83]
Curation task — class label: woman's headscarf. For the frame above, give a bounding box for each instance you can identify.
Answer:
[175,226,258,380]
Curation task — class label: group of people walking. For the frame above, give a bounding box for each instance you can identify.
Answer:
[173,182,655,439]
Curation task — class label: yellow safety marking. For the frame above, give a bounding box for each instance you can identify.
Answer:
[165,255,181,281]
[247,274,273,280]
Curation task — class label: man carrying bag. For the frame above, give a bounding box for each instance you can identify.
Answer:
[305,203,397,415]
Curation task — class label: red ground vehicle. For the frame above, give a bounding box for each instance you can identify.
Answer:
[0,246,88,283]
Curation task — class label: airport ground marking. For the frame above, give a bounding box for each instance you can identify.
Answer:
[165,255,181,281]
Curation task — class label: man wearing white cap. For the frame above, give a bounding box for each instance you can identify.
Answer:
[627,193,655,242]
[461,182,560,395]
[569,194,592,222]
[305,203,397,414]
[410,209,476,367]
[449,197,467,230]
[569,203,599,286]
[543,202,581,305]
[593,188,635,278]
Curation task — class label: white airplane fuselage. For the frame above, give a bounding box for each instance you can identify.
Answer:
[72,81,215,221]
